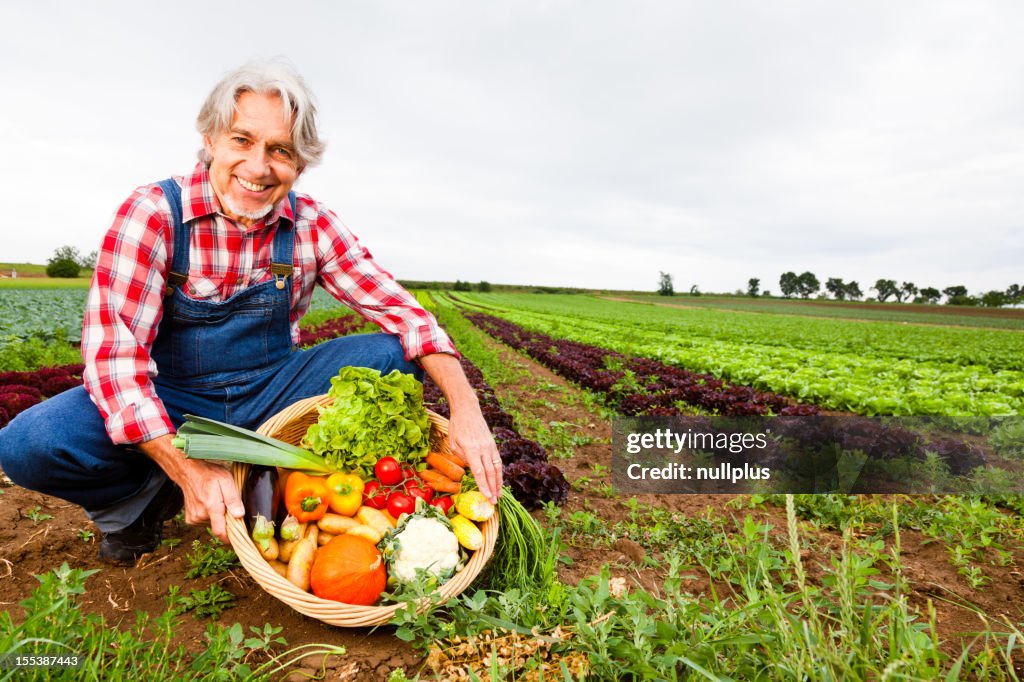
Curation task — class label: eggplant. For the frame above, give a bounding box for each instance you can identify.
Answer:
[241,465,279,534]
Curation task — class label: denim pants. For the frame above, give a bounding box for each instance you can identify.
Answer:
[0,333,421,533]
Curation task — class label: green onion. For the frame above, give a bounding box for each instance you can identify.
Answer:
[171,414,337,475]
[478,487,552,593]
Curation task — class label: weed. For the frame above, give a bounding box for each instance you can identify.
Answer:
[0,563,344,679]
[184,537,239,578]
[754,493,1024,590]
[533,420,593,459]
[75,529,95,542]
[570,476,591,491]
[168,584,237,619]
[23,506,52,524]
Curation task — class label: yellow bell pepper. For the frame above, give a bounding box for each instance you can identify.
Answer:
[325,472,364,517]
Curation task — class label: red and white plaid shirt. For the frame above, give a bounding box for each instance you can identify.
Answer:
[82,163,456,445]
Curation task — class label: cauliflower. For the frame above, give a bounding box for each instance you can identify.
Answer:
[384,514,462,584]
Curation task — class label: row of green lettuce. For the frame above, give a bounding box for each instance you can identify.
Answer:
[454,293,1024,416]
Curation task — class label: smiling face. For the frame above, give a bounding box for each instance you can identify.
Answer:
[203,91,301,226]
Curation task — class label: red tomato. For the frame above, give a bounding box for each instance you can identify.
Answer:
[430,496,454,515]
[406,483,434,504]
[374,457,403,486]
[387,492,416,518]
[401,465,418,480]
[362,480,388,509]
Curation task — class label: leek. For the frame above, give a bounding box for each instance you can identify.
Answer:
[172,414,337,475]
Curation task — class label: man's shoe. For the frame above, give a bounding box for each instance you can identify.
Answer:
[98,478,183,566]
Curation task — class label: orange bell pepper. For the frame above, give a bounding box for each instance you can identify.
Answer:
[325,472,364,516]
[283,471,330,523]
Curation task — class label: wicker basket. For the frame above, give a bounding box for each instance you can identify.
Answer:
[226,394,498,627]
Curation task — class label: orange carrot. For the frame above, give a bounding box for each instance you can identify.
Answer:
[420,469,462,493]
[426,452,465,481]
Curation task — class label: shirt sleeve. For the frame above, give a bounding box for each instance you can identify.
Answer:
[310,205,459,360]
[81,184,175,444]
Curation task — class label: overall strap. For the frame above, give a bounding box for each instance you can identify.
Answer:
[157,179,189,296]
[269,191,297,290]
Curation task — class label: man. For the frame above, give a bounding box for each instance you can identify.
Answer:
[0,60,502,565]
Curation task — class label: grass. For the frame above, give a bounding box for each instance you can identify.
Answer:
[0,277,91,289]
[618,292,1024,330]
[397,497,1024,680]
[0,563,344,681]
[744,493,1024,591]
[0,263,50,276]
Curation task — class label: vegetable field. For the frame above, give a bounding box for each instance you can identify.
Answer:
[1,284,1023,680]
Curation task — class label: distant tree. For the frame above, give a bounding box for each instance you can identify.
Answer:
[453,280,473,292]
[747,278,760,297]
[942,285,967,300]
[918,287,941,304]
[477,280,492,292]
[79,250,98,270]
[894,281,918,304]
[779,272,799,298]
[981,290,1007,308]
[1006,283,1022,304]
[658,272,674,296]
[825,277,847,300]
[689,284,701,296]
[942,285,976,305]
[844,281,863,300]
[46,245,81,278]
[762,290,771,297]
[873,279,898,302]
[796,271,819,299]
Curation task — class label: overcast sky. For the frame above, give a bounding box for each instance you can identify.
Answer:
[1,1,1021,294]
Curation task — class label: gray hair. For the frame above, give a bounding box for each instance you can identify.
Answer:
[196,59,325,169]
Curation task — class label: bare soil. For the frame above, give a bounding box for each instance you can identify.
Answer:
[1,338,1022,679]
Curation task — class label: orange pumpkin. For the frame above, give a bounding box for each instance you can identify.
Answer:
[309,534,386,605]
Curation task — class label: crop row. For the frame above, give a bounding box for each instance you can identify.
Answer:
[0,288,352,349]
[462,293,1024,371]
[454,304,1014,483]
[457,294,1023,416]
[0,364,84,428]
[0,289,88,347]
[421,359,569,510]
[457,306,819,417]
[618,294,1024,331]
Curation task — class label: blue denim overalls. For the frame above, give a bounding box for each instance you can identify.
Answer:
[149,178,298,415]
[0,179,420,532]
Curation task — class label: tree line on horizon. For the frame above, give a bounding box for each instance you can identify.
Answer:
[741,272,1021,307]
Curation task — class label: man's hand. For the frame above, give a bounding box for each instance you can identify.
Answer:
[419,353,503,503]
[138,434,245,544]
[447,405,503,504]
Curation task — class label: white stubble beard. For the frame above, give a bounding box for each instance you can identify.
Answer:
[222,195,275,222]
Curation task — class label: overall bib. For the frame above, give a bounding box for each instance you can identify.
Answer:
[0,180,420,532]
